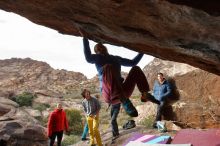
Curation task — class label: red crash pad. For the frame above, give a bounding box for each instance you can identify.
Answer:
[171,129,220,146]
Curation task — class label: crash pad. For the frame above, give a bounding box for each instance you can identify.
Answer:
[171,129,220,146]
[126,142,191,146]
[123,133,171,146]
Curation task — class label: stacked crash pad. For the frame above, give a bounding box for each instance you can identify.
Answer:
[126,143,191,146]
[123,133,171,146]
[171,129,220,146]
[123,129,220,146]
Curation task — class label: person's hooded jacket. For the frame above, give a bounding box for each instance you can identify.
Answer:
[47,109,69,137]
[153,80,172,101]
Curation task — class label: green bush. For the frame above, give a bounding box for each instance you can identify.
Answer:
[65,109,83,135]
[15,92,36,107]
[140,115,155,128]
[62,135,81,146]
[33,103,50,112]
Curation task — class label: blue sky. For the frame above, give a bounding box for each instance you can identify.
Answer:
[0,10,154,78]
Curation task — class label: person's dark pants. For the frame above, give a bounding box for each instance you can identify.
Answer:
[146,94,165,121]
[102,65,150,117]
[111,103,121,137]
[49,131,63,146]
[156,100,166,121]
[102,65,150,104]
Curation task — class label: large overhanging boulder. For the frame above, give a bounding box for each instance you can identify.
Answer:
[0,0,219,75]
[143,58,220,128]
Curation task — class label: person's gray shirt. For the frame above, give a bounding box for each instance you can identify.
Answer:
[82,96,101,116]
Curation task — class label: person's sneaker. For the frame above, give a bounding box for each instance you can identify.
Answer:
[123,120,136,129]
[152,122,157,129]
[157,121,167,132]
[141,92,152,102]
[121,98,138,117]
[81,137,88,141]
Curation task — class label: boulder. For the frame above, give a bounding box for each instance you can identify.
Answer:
[143,58,220,128]
[0,120,47,146]
[23,108,42,118]
[0,98,47,145]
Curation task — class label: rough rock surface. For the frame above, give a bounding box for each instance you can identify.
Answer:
[143,58,220,128]
[0,97,47,146]
[23,107,42,118]
[0,0,219,75]
[0,58,87,97]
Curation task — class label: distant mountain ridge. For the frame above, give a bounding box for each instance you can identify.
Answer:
[0,58,87,97]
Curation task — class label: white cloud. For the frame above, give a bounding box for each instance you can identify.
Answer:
[0,10,154,79]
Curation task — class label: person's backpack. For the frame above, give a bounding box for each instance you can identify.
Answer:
[123,120,136,130]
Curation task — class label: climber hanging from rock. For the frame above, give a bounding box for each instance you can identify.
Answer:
[78,28,158,141]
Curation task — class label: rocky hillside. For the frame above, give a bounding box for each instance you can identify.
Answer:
[0,97,47,146]
[1,57,219,130]
[142,58,220,129]
[0,57,219,145]
[0,58,87,97]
